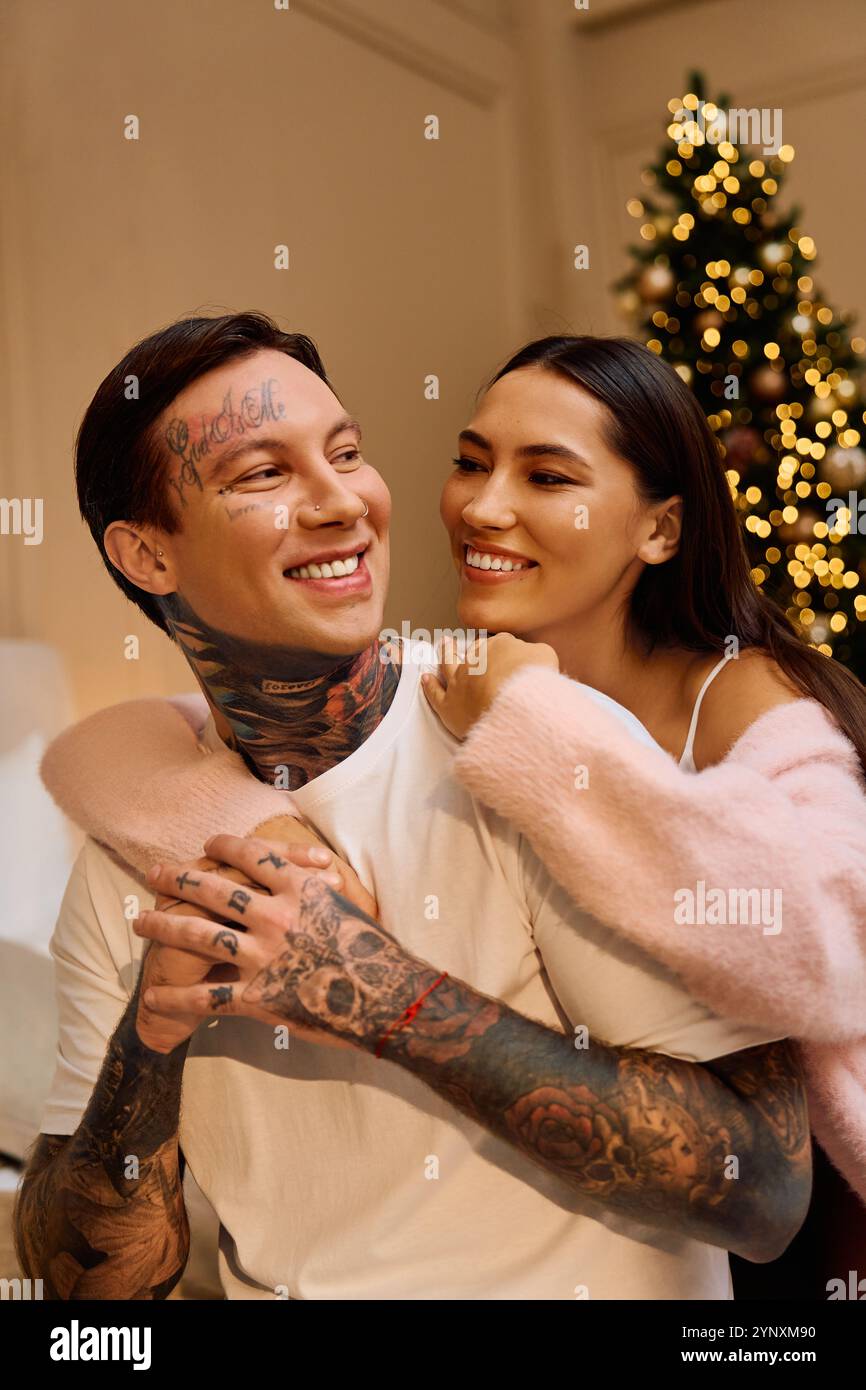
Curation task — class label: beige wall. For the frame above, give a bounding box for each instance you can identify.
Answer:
[0,0,525,713]
[2,0,865,715]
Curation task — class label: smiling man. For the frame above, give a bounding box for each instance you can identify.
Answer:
[16,311,810,1301]
[102,335,397,788]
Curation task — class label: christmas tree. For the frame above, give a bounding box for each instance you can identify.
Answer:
[616,73,866,677]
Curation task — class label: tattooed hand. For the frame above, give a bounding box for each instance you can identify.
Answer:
[135,840,357,1053]
[252,812,379,921]
[138,836,440,1052]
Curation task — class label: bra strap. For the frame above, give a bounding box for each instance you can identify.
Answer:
[678,654,730,767]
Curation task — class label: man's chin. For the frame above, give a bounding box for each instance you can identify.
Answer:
[273,594,386,655]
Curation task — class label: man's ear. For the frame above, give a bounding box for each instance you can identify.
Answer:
[103,522,177,595]
[637,495,683,566]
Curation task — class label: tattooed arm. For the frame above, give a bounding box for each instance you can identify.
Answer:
[386,1006,811,1265]
[12,820,366,1301]
[142,838,813,1265]
[13,972,190,1300]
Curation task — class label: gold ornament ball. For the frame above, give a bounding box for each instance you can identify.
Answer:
[821,445,866,491]
[638,264,675,303]
[749,363,788,403]
[808,615,831,646]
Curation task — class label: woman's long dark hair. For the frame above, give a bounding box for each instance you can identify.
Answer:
[485,335,866,775]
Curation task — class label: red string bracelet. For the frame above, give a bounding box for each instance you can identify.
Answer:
[374,972,449,1058]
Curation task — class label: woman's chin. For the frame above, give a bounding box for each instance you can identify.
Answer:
[457,589,525,634]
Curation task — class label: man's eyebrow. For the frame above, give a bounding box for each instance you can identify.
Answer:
[205,416,362,478]
[457,428,591,469]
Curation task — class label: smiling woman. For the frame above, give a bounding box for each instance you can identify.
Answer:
[427,333,866,1292]
[441,335,866,773]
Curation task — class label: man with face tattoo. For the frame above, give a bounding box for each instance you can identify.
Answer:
[14,312,810,1301]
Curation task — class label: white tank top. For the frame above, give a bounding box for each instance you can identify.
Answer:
[677,654,730,772]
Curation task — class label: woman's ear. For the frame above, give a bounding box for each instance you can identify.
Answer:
[103,522,177,595]
[638,495,683,566]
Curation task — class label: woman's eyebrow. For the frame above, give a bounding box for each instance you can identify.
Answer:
[458,429,591,469]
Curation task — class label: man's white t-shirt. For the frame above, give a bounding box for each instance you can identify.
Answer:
[41,640,783,1300]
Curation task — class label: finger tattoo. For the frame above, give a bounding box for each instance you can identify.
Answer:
[209,985,234,1010]
[257,851,288,869]
[228,888,252,914]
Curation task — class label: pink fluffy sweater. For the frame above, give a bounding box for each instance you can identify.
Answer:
[39,679,866,1205]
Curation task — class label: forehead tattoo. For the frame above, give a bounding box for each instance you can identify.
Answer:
[163,377,287,508]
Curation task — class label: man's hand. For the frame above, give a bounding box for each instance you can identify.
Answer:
[252,813,379,920]
[137,836,436,1052]
[135,838,355,1054]
[136,837,811,1260]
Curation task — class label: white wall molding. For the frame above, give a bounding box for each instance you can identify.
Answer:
[293,0,512,106]
[432,0,513,36]
[593,53,866,153]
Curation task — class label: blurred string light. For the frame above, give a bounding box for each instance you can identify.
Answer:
[615,75,866,671]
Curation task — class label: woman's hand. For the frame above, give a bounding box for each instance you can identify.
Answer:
[421,632,559,739]
[137,836,438,1054]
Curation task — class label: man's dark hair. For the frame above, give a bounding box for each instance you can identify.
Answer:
[75,310,333,635]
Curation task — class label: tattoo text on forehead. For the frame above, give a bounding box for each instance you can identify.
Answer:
[163,377,287,508]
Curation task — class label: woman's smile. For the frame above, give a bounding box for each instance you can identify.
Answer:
[460,541,539,584]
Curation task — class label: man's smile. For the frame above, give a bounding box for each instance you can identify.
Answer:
[284,542,373,594]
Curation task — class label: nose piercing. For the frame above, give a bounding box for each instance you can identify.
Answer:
[311,503,366,519]
[312,501,368,515]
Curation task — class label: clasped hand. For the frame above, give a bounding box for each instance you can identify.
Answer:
[135,833,422,1053]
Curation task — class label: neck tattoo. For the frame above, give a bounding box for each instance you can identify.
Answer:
[157,592,402,789]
